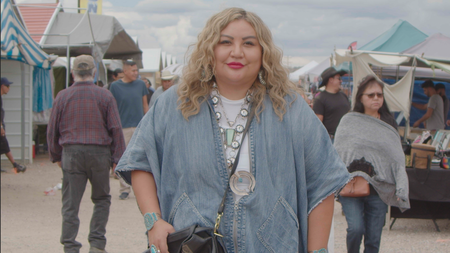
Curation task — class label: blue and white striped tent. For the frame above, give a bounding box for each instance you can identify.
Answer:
[1,0,53,69]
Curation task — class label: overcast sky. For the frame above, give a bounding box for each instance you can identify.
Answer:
[16,0,450,67]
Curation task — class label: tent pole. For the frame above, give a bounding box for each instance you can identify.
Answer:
[396,65,400,82]
[86,12,100,85]
[406,57,418,140]
[66,35,70,89]
[20,62,25,164]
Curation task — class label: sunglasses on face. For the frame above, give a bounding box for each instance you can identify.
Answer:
[363,93,384,99]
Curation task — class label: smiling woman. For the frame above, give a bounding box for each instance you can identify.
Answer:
[213,19,262,99]
[115,7,350,253]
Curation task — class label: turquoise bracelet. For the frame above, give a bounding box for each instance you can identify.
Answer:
[309,249,328,253]
[144,212,160,231]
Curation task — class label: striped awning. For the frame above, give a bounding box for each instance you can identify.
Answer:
[1,0,54,69]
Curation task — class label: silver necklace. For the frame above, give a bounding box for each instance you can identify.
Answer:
[211,85,256,196]
[211,85,251,168]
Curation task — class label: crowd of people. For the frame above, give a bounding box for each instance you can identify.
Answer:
[4,6,448,253]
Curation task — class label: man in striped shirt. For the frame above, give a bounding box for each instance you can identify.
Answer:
[47,55,125,253]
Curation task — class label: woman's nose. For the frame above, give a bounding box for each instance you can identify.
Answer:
[231,45,243,57]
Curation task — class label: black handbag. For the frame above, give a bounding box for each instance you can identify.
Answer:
[144,103,255,253]
[166,225,225,253]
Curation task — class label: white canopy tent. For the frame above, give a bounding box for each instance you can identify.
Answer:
[40,11,142,87]
[307,58,331,77]
[289,61,318,83]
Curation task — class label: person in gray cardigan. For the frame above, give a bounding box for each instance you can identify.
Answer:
[334,75,410,253]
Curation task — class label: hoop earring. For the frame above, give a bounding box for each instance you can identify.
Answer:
[258,70,266,86]
[201,65,214,82]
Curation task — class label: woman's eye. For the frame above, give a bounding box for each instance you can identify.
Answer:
[220,40,231,45]
[244,41,255,46]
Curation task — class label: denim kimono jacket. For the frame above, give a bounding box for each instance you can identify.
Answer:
[116,87,350,253]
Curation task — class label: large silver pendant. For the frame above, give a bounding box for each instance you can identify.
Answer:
[230,171,256,196]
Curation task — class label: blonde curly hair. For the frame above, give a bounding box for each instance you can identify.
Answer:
[178,7,301,120]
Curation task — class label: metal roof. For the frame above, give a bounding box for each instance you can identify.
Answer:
[17,3,58,44]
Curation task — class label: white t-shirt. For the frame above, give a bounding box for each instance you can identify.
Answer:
[214,94,251,202]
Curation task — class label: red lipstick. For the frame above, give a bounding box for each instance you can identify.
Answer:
[227,62,244,69]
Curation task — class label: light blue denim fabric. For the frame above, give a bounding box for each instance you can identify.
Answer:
[116,86,350,253]
[339,195,388,253]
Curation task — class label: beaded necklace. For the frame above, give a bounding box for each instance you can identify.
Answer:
[212,85,256,196]
[211,85,251,169]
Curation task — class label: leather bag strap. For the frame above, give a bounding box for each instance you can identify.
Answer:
[217,103,255,213]
[212,103,255,236]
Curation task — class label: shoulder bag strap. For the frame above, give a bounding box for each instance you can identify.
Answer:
[214,103,255,236]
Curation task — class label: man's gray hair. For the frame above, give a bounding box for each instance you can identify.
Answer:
[73,67,95,79]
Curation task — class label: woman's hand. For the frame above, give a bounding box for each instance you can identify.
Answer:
[148,220,176,253]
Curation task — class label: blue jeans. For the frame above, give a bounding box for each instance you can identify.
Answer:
[339,194,387,253]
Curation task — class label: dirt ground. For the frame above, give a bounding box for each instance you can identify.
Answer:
[1,154,449,253]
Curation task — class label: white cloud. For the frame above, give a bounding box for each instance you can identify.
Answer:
[23,0,447,65]
[148,16,196,59]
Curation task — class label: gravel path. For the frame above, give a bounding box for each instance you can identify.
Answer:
[1,155,449,252]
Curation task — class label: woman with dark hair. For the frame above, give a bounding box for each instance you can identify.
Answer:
[334,75,410,253]
[352,75,398,129]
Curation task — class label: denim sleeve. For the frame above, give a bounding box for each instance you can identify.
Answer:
[291,96,350,214]
[115,103,161,185]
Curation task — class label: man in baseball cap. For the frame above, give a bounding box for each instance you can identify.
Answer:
[47,55,125,253]
[1,77,13,86]
[313,67,350,139]
[1,77,27,173]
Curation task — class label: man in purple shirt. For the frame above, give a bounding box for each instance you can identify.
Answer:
[47,55,125,253]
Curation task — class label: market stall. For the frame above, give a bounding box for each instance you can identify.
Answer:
[1,0,55,164]
[40,11,142,87]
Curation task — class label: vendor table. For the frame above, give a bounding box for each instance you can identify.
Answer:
[390,165,450,231]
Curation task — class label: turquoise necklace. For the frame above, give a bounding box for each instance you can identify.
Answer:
[211,85,251,169]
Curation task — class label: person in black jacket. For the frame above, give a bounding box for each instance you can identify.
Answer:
[1,77,26,173]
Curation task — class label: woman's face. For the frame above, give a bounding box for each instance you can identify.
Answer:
[360,82,384,113]
[213,19,262,96]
